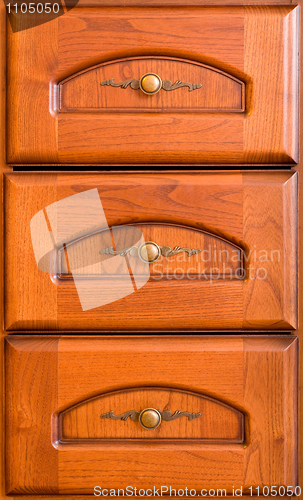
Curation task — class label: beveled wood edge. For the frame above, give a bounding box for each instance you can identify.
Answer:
[5,4,299,165]
[4,168,298,172]
[0,2,10,500]
[6,163,298,168]
[58,55,245,114]
[57,385,245,444]
[4,326,298,333]
[1,0,302,496]
[4,334,298,338]
[5,337,60,495]
[54,1,298,6]
[56,221,245,281]
[4,335,297,493]
[3,170,297,332]
[283,172,298,328]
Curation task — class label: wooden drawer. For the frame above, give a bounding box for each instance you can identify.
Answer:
[7,5,298,165]
[4,171,297,331]
[5,335,298,495]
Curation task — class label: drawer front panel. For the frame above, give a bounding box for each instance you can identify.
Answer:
[59,56,245,113]
[7,6,298,165]
[4,172,297,331]
[60,387,244,442]
[5,336,298,495]
[57,222,244,280]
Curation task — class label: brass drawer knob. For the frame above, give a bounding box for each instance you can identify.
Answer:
[101,409,202,430]
[139,73,162,95]
[139,408,162,429]
[100,241,201,263]
[138,242,161,263]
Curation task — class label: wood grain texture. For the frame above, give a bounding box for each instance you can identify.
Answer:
[5,337,59,495]
[0,4,11,500]
[242,173,298,329]
[60,387,244,442]
[59,56,245,113]
[1,0,302,496]
[4,172,297,331]
[5,335,298,495]
[57,222,244,279]
[243,337,298,487]
[70,0,292,5]
[296,3,303,491]
[244,6,298,164]
[6,6,298,165]
[6,9,59,163]
[4,174,58,330]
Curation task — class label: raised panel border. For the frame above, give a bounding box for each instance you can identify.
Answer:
[58,56,245,113]
[58,386,245,443]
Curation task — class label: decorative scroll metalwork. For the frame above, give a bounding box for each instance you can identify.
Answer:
[101,410,139,421]
[161,410,202,421]
[101,78,202,93]
[161,246,201,258]
[100,244,201,260]
[101,78,140,90]
[101,409,202,423]
[162,80,202,92]
[100,246,136,258]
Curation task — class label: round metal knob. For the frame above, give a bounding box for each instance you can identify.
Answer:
[138,241,161,263]
[139,408,162,429]
[139,73,162,95]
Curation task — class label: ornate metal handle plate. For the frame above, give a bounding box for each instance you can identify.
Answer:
[101,72,202,95]
[100,241,201,263]
[101,408,202,430]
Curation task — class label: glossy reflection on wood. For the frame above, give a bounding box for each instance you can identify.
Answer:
[4,172,297,331]
[5,336,298,495]
[59,387,244,442]
[59,57,244,112]
[6,6,298,164]
[58,222,244,280]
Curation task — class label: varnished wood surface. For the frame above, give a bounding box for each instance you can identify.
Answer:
[0,2,9,500]
[59,56,245,113]
[68,0,293,4]
[60,387,244,442]
[6,6,298,165]
[297,4,303,492]
[4,172,297,331]
[1,0,302,496]
[5,336,298,495]
[58,222,243,279]
[243,6,298,164]
[5,337,59,495]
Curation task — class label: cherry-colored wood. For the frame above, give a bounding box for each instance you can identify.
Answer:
[0,3,10,500]
[4,172,297,331]
[1,0,302,496]
[57,222,244,280]
[6,6,298,165]
[60,387,244,442]
[67,0,294,4]
[5,337,59,495]
[59,57,245,113]
[5,335,298,495]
